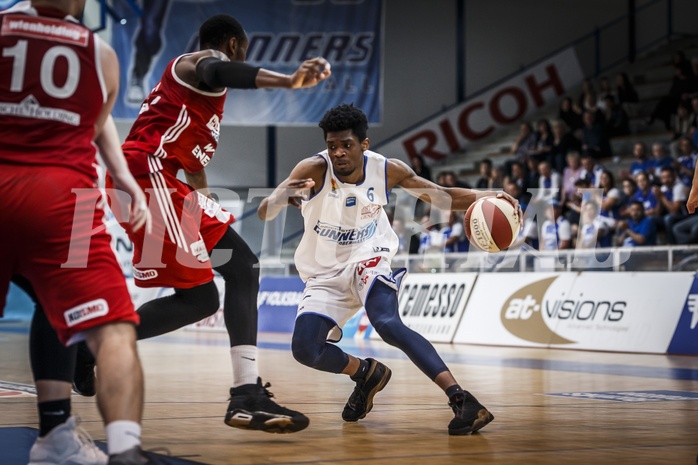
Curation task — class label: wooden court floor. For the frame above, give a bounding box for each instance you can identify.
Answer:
[1,326,697,465]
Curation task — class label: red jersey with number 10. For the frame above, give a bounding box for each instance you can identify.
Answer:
[0,6,105,178]
[122,54,227,177]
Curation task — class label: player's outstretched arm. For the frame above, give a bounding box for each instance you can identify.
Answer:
[258,157,326,221]
[387,158,522,218]
[96,116,151,233]
[190,52,330,91]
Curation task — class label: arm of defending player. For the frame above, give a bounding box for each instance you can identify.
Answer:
[97,116,152,233]
[195,55,331,90]
[387,158,523,220]
[258,157,326,221]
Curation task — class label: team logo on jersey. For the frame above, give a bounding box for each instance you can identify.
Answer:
[346,196,356,207]
[329,178,339,198]
[361,204,381,219]
[313,220,377,246]
[64,299,109,327]
[207,115,221,142]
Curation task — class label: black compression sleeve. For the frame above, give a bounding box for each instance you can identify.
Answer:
[196,57,260,89]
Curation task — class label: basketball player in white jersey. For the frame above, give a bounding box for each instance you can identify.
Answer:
[258,104,521,435]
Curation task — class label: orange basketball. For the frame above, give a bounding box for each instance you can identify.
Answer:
[464,197,521,252]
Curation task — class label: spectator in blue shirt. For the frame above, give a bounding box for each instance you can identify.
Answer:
[650,142,675,181]
[629,142,653,177]
[632,171,660,218]
[616,201,657,246]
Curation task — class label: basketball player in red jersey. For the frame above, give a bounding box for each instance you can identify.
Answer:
[73,14,331,434]
[0,0,160,463]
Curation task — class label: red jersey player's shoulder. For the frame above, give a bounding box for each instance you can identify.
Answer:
[174,50,229,89]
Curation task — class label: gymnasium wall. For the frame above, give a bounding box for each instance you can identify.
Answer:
[110,0,698,188]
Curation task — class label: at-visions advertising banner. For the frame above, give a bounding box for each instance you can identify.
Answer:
[110,0,383,125]
[454,272,693,353]
[377,48,583,161]
[371,273,477,343]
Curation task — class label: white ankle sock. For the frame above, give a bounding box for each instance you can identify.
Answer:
[105,421,141,455]
[230,345,259,387]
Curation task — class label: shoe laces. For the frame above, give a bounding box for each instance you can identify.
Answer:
[72,419,105,459]
[260,381,276,399]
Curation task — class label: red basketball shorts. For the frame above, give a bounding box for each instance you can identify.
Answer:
[107,169,234,289]
[0,165,138,345]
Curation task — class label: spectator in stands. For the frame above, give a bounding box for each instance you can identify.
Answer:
[535,160,561,203]
[526,157,541,194]
[558,96,583,135]
[504,179,528,212]
[390,218,411,255]
[629,142,653,177]
[616,201,657,246]
[654,166,688,244]
[565,177,591,228]
[580,153,604,187]
[599,170,622,221]
[581,110,612,159]
[650,142,675,181]
[529,118,553,162]
[561,150,583,208]
[582,92,605,125]
[410,154,432,182]
[614,72,639,105]
[576,200,613,249]
[540,199,572,251]
[549,119,581,173]
[647,60,698,130]
[443,211,469,254]
[577,78,596,110]
[490,165,506,189]
[670,101,692,148]
[675,135,698,186]
[597,76,615,110]
[475,158,493,188]
[442,170,470,189]
[417,212,447,271]
[509,160,529,193]
[672,214,698,245]
[603,95,630,138]
[619,177,638,218]
[511,121,536,163]
[633,171,660,218]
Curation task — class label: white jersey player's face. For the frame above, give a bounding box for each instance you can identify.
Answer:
[325,129,369,184]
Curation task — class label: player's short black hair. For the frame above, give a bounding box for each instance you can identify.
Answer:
[318,104,368,142]
[199,14,246,50]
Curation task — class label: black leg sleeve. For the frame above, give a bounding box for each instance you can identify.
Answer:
[136,280,219,340]
[211,227,260,347]
[12,276,76,382]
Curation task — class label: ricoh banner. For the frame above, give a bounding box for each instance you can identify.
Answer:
[110,0,383,125]
[377,48,583,161]
[454,272,694,353]
[371,273,477,343]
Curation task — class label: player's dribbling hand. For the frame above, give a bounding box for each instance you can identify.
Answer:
[496,192,523,226]
[286,178,315,208]
[290,58,331,88]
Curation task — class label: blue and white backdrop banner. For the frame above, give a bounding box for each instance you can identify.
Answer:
[111,0,383,125]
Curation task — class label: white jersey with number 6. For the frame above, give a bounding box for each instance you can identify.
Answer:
[295,149,399,282]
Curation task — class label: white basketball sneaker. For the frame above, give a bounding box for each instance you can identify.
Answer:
[29,416,107,465]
